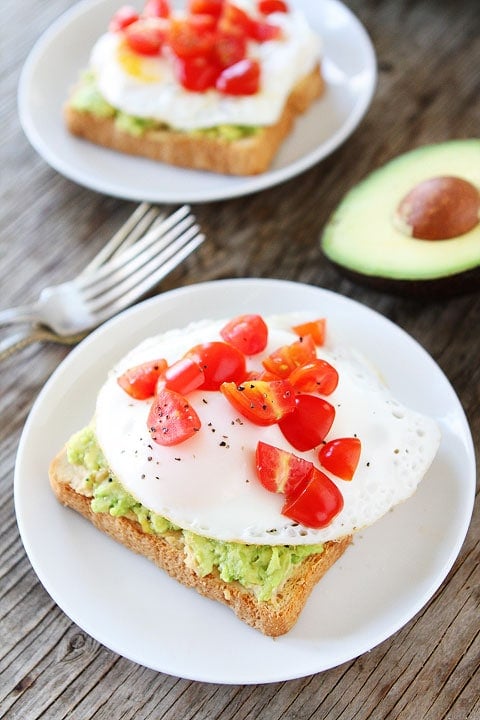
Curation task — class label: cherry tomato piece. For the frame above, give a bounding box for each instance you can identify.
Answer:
[258,0,288,13]
[158,357,205,395]
[185,341,246,390]
[214,31,247,69]
[167,17,216,58]
[188,0,224,16]
[292,318,326,346]
[219,3,252,35]
[243,369,279,381]
[220,379,296,425]
[117,358,168,399]
[262,334,317,378]
[175,55,220,91]
[143,0,171,18]
[282,467,344,529]
[248,20,282,41]
[216,58,260,95]
[256,441,313,495]
[124,18,168,54]
[220,314,268,355]
[148,388,201,446]
[319,437,362,481]
[288,359,339,395]
[278,394,335,451]
[109,5,140,32]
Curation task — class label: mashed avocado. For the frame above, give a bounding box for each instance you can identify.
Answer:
[70,71,260,140]
[67,426,324,600]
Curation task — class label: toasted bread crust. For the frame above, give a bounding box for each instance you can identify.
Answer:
[49,447,350,636]
[64,66,324,175]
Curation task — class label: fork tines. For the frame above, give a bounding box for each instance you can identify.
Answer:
[76,206,204,321]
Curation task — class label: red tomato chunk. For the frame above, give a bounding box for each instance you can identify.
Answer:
[220,314,269,355]
[288,359,339,395]
[159,357,205,395]
[185,341,246,390]
[256,441,313,495]
[319,437,362,481]
[279,394,335,451]
[282,467,344,529]
[117,358,168,399]
[220,379,296,425]
[148,388,201,445]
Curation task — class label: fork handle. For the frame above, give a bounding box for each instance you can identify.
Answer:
[0,330,41,360]
[0,328,85,360]
[0,304,40,327]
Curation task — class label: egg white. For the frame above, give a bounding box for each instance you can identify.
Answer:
[94,315,441,545]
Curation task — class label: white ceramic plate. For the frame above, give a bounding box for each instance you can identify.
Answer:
[14,279,475,684]
[18,0,376,203]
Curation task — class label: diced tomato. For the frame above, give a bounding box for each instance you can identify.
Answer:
[258,0,288,14]
[124,18,168,54]
[175,55,220,90]
[143,0,171,18]
[319,437,362,481]
[188,12,219,33]
[109,5,140,32]
[262,334,317,378]
[117,358,168,399]
[288,359,339,395]
[220,314,268,355]
[278,394,335,451]
[243,369,279,382]
[248,20,281,41]
[185,342,246,390]
[214,31,247,69]
[282,467,344,528]
[188,0,224,16]
[255,441,313,495]
[158,357,205,395]
[148,388,201,445]
[218,3,253,35]
[292,318,326,346]
[220,379,296,425]
[216,58,260,95]
[167,17,216,58]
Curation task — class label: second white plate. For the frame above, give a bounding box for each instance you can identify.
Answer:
[18,0,376,203]
[14,279,475,684]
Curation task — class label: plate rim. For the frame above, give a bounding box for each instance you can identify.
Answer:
[14,278,476,683]
[17,0,377,203]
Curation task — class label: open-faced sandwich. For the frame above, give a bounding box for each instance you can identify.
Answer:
[64,0,324,175]
[50,313,440,636]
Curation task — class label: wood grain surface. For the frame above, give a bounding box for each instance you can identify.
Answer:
[1,0,479,718]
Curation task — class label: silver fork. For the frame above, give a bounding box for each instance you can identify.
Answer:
[0,203,204,358]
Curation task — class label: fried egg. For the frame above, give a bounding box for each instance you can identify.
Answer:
[94,314,441,545]
[89,3,321,130]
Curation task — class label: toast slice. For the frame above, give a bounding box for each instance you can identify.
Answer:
[49,446,351,636]
[64,65,324,176]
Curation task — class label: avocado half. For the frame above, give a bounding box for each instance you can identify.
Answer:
[321,140,480,296]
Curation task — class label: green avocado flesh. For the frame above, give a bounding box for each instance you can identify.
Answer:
[321,140,480,283]
[70,71,260,140]
[66,426,324,601]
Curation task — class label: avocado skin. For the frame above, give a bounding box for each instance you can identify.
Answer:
[327,261,480,299]
[321,140,480,297]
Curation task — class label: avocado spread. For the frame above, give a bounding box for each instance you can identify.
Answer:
[70,71,260,141]
[67,426,324,600]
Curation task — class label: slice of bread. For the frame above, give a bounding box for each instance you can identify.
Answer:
[49,446,351,636]
[64,66,324,175]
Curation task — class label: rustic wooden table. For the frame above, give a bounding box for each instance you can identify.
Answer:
[1,0,479,717]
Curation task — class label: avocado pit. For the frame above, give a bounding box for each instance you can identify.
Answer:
[395,176,480,240]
